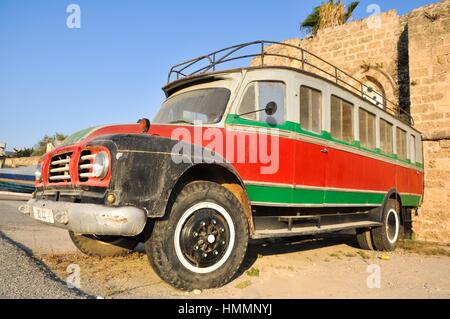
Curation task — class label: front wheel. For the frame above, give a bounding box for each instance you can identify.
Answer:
[145,181,249,291]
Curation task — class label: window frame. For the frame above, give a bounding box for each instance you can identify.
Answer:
[299,85,323,134]
[379,118,394,155]
[237,80,286,125]
[330,94,354,143]
[358,107,376,150]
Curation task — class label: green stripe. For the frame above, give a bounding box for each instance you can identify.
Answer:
[226,115,424,170]
[246,184,421,207]
[401,194,421,207]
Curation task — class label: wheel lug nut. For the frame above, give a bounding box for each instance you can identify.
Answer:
[214,251,218,255]
[201,222,206,227]
[220,228,225,232]
[221,240,225,245]
[212,220,216,225]
[193,232,198,238]
[203,253,207,258]
[194,245,199,250]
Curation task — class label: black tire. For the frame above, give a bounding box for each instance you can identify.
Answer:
[356,228,375,250]
[69,231,139,257]
[145,181,249,291]
[371,199,401,251]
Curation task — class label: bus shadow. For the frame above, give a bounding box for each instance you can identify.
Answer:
[236,233,359,278]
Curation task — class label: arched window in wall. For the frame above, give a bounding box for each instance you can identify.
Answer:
[362,76,386,110]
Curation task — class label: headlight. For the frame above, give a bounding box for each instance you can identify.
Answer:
[35,164,42,182]
[92,151,110,179]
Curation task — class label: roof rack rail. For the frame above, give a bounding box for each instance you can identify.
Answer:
[167,40,413,126]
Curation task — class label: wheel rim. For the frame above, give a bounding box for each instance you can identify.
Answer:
[174,202,235,274]
[386,208,399,244]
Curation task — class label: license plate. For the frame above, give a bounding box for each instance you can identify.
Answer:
[33,206,54,224]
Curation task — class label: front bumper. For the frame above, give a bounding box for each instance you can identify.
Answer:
[19,199,147,236]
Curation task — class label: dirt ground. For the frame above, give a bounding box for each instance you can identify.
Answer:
[38,235,450,299]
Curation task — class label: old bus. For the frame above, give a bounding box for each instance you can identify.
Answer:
[20,41,423,290]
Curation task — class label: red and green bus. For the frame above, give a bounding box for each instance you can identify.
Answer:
[20,41,423,290]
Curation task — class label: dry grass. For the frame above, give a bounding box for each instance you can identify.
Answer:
[356,250,372,260]
[37,252,160,297]
[398,240,450,257]
[235,280,252,289]
[246,267,260,277]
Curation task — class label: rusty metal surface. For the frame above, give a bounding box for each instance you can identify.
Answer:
[87,134,245,220]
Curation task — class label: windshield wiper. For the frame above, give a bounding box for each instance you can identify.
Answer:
[168,119,195,125]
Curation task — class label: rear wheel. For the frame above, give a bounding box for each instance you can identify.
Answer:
[356,228,375,250]
[145,181,248,291]
[69,231,139,257]
[371,199,401,251]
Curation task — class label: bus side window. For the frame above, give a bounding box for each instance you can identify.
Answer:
[330,95,353,143]
[396,127,407,160]
[359,108,376,150]
[300,86,322,134]
[380,118,393,154]
[410,134,416,163]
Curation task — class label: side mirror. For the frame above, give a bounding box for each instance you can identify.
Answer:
[265,101,277,116]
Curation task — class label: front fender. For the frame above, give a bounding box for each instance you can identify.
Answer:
[87,133,239,217]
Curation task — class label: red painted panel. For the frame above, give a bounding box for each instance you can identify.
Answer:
[38,122,423,199]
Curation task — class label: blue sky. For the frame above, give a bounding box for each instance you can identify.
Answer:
[0,0,437,151]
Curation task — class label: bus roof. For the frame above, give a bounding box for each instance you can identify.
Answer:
[164,40,415,128]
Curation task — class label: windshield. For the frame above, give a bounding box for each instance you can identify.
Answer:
[153,88,231,124]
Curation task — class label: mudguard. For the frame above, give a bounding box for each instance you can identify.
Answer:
[86,133,242,217]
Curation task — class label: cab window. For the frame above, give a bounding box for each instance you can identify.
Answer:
[238,81,286,125]
[154,88,231,124]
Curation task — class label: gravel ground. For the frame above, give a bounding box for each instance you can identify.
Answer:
[0,232,90,299]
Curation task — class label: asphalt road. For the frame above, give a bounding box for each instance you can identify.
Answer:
[0,232,88,298]
[0,193,88,298]
[0,196,77,254]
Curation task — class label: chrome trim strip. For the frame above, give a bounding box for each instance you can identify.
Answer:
[250,201,382,208]
[244,180,423,197]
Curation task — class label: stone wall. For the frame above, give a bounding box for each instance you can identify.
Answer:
[252,10,403,114]
[256,0,450,242]
[407,0,450,242]
[3,156,40,168]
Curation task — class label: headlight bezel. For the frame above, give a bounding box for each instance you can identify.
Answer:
[92,151,110,180]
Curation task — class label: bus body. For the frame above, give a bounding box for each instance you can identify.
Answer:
[19,41,424,290]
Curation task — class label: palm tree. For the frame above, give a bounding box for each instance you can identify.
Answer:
[301,0,360,36]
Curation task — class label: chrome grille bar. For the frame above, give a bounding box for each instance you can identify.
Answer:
[48,153,72,183]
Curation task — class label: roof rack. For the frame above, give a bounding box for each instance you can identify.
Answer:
[167,40,413,125]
